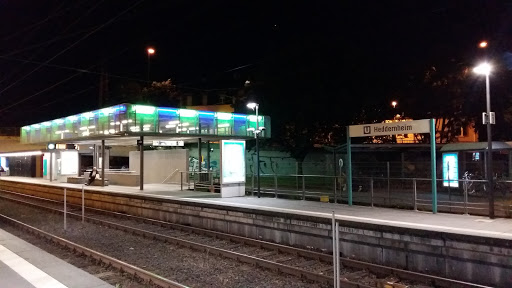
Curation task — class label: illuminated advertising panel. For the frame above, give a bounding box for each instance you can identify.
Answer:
[221,140,245,184]
[442,153,458,187]
[60,151,78,175]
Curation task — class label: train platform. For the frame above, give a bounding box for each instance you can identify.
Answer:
[1,176,511,240]
[0,227,112,288]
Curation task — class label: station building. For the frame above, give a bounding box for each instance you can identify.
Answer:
[2,103,270,196]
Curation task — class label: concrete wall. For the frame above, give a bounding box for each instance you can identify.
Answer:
[129,149,188,184]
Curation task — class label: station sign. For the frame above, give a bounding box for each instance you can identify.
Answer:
[349,119,430,137]
[152,140,184,147]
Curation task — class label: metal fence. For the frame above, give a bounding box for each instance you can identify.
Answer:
[245,173,512,217]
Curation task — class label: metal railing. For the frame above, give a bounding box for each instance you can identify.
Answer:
[180,170,220,192]
[246,173,512,217]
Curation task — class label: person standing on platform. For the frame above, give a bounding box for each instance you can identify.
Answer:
[85,167,97,186]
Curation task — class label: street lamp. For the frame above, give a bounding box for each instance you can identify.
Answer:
[391,100,397,109]
[147,47,155,82]
[473,62,494,219]
[247,102,261,198]
[479,41,488,48]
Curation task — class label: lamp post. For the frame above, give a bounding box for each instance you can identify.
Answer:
[474,62,494,219]
[247,102,261,198]
[147,47,155,82]
[391,100,397,109]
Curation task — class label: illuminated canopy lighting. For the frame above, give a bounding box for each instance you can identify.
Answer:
[81,112,95,118]
[133,105,156,114]
[178,109,197,117]
[66,116,78,122]
[31,124,40,128]
[216,112,233,120]
[42,122,52,127]
[218,123,230,127]
[53,119,64,124]
[100,107,115,115]
[246,102,258,110]
[0,151,43,157]
[157,108,178,115]
[474,63,491,75]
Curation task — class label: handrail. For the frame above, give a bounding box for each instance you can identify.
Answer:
[162,169,180,184]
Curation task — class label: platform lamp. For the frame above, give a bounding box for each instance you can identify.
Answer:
[247,102,261,198]
[474,62,494,219]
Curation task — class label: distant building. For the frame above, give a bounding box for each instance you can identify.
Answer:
[375,115,477,144]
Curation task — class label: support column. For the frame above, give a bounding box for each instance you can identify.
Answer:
[206,140,211,171]
[92,144,97,168]
[49,152,53,182]
[198,138,202,173]
[430,119,437,213]
[346,127,352,206]
[101,140,105,187]
[140,136,144,190]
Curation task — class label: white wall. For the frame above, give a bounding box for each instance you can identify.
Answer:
[129,149,189,184]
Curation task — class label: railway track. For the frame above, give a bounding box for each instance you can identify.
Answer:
[0,214,187,288]
[0,189,490,288]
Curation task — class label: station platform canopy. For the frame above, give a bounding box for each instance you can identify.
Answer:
[20,103,270,145]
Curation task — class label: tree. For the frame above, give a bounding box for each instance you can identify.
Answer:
[403,65,473,143]
[141,79,183,107]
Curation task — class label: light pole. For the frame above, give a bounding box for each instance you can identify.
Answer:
[391,100,397,109]
[474,62,494,219]
[147,47,155,82]
[247,102,261,198]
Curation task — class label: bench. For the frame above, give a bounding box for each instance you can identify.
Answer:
[90,178,109,186]
[67,176,86,184]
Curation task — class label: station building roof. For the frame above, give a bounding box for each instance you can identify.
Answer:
[21,103,270,145]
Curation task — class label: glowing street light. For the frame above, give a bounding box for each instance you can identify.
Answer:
[391,100,397,108]
[474,62,494,218]
[247,102,261,198]
[479,41,488,48]
[147,47,155,81]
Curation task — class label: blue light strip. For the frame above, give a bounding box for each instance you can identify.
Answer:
[157,108,178,115]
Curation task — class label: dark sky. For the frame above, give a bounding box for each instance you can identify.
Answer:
[1,0,511,127]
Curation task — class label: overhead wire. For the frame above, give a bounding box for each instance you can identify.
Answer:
[0,0,104,86]
[18,85,97,116]
[0,0,70,41]
[0,0,145,97]
[0,46,130,115]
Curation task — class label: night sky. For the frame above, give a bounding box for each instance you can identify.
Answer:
[1,1,511,128]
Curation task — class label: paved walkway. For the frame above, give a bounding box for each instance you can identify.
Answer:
[0,228,112,288]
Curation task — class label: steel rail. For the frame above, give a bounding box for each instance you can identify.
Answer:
[0,214,188,288]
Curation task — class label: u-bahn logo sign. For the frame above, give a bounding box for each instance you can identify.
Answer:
[349,119,430,137]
